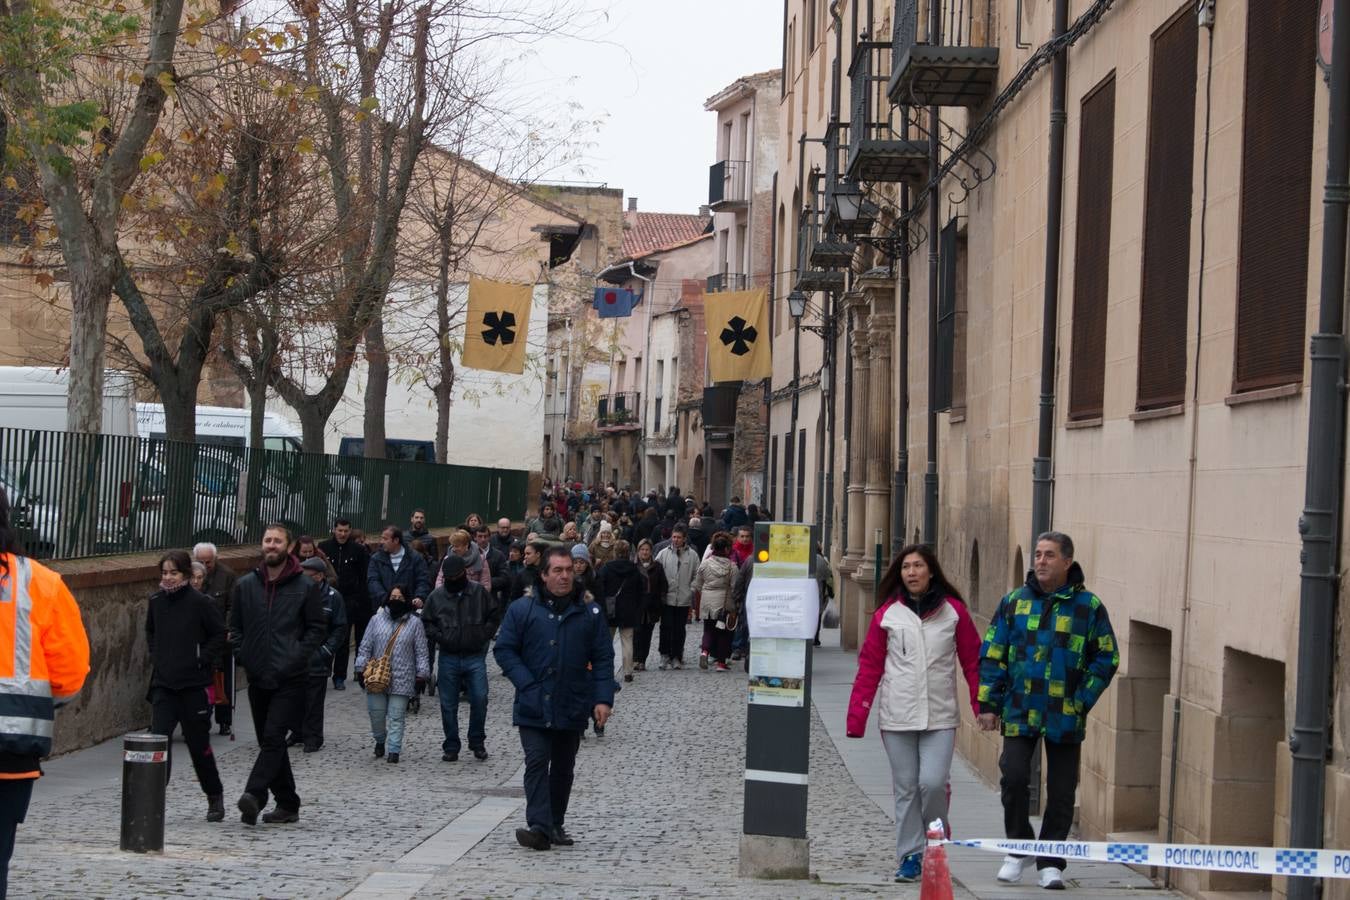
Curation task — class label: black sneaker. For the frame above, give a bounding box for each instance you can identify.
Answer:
[442,751,459,762]
[515,827,552,851]
[237,793,260,826]
[206,795,224,822]
[387,752,400,764]
[471,746,488,760]
[549,826,575,846]
[218,724,232,737]
[374,741,385,758]
[303,743,322,753]
[593,724,605,738]
[408,696,421,714]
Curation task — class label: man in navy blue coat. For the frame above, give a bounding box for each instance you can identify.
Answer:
[494,544,615,850]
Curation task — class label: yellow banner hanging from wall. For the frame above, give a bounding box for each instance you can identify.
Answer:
[462,276,533,375]
[706,287,771,382]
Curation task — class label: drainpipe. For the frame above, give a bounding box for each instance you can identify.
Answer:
[1289,1,1350,895]
[922,0,941,546]
[1030,0,1068,547]
[787,319,801,521]
[842,306,854,547]
[893,181,910,556]
[822,0,844,553]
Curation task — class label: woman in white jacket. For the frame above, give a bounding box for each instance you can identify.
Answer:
[692,532,738,671]
[846,544,981,884]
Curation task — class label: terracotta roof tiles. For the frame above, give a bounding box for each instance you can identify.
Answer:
[620,211,711,259]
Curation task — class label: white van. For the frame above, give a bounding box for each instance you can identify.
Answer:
[0,366,137,435]
[135,403,303,452]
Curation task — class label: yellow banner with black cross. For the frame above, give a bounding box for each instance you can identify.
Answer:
[706,287,771,382]
[462,276,532,375]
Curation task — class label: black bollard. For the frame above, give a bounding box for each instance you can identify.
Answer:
[120,732,168,853]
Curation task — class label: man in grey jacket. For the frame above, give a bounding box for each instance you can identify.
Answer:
[654,525,699,669]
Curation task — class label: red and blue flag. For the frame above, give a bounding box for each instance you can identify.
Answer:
[593,287,639,318]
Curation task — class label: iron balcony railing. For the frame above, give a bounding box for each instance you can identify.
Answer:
[707,272,749,293]
[0,426,527,560]
[597,391,641,428]
[889,0,1000,108]
[708,159,750,208]
[795,196,848,295]
[848,39,929,185]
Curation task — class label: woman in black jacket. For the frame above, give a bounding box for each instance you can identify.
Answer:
[632,539,668,672]
[146,549,227,822]
[595,540,645,682]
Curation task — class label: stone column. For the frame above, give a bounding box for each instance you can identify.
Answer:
[837,302,870,648]
[854,301,896,626]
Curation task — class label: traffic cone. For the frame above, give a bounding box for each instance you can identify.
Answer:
[919,819,955,900]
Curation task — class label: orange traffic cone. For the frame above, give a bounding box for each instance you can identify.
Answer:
[919,819,955,900]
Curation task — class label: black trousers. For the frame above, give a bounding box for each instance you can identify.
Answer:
[999,735,1081,870]
[244,680,306,811]
[300,675,328,748]
[333,599,372,681]
[518,726,582,834]
[658,605,688,661]
[150,686,224,797]
[0,778,33,900]
[214,656,234,729]
[633,620,656,667]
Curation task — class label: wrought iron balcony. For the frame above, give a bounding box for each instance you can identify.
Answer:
[795,201,848,295]
[888,0,1000,108]
[849,40,929,185]
[596,391,641,429]
[703,384,741,429]
[708,159,750,209]
[707,272,749,293]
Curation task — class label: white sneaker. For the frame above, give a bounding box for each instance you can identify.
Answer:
[1039,866,1065,890]
[997,855,1030,883]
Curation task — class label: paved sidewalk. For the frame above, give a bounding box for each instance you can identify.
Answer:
[11,629,924,899]
[811,627,1179,898]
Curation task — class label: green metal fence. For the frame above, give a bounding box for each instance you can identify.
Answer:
[0,426,528,560]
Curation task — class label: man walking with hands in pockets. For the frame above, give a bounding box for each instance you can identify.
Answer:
[977,531,1118,890]
[494,545,614,851]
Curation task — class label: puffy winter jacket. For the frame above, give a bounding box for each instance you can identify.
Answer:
[367,543,431,607]
[422,580,502,654]
[146,585,226,691]
[493,586,615,731]
[318,536,371,609]
[692,554,737,621]
[977,563,1120,742]
[847,593,981,735]
[308,584,348,676]
[228,557,327,689]
[356,608,430,697]
[655,545,699,607]
[595,557,646,628]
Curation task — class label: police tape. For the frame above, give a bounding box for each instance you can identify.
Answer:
[945,838,1350,879]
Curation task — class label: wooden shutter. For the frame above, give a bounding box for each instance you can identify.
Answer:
[935,220,957,412]
[1233,0,1317,391]
[1137,6,1198,410]
[1068,74,1116,421]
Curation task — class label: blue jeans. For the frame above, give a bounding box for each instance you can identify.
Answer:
[366,692,410,754]
[438,651,488,754]
[731,614,749,653]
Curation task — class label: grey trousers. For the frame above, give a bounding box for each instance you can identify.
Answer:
[881,728,956,861]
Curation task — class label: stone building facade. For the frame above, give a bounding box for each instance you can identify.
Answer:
[779,1,1347,896]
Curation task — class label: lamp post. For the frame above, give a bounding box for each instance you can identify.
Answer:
[784,290,806,521]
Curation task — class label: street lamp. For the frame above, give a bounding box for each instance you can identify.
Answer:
[787,290,808,321]
[828,180,877,236]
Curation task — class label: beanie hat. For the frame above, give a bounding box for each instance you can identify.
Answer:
[441,554,467,580]
[571,543,590,562]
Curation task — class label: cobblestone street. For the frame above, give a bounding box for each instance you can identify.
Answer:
[11,630,924,899]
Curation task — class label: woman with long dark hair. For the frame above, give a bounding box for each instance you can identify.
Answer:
[146,548,228,821]
[845,544,981,883]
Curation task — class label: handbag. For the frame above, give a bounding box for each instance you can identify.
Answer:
[363,618,408,695]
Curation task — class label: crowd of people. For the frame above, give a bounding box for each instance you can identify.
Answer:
[140,482,788,849]
[0,476,1121,893]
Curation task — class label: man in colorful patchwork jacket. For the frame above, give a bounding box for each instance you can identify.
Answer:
[977,531,1119,891]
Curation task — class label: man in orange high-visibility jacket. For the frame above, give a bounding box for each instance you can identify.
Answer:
[0,487,90,898]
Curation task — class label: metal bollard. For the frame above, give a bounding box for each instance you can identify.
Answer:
[120,732,168,853]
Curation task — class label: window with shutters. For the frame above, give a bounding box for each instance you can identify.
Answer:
[1233,0,1316,392]
[1137,6,1198,411]
[1068,73,1117,421]
[935,220,968,413]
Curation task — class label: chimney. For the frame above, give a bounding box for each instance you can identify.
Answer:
[627,197,638,212]
[698,205,711,217]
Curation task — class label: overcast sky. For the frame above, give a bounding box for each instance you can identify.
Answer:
[521,0,783,214]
